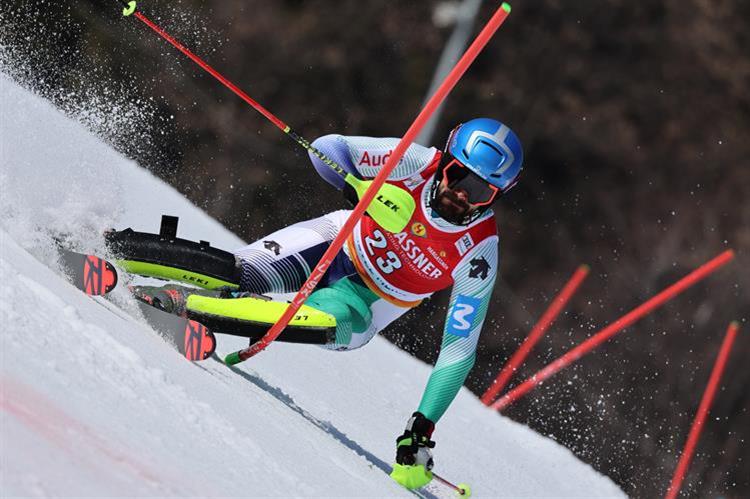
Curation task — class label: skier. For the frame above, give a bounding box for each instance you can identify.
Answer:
[133,117,523,489]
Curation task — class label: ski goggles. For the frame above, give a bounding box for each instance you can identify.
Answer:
[439,158,500,207]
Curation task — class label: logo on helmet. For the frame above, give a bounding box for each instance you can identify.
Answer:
[465,126,516,177]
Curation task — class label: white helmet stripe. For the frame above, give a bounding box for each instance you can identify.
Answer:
[464,125,515,176]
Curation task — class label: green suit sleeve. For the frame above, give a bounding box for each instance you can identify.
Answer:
[417,237,499,423]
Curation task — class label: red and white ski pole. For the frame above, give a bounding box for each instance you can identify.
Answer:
[114,0,415,233]
[433,472,472,497]
[115,1,332,169]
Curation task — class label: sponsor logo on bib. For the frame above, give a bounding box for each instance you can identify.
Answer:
[455,233,475,256]
[403,175,426,191]
[411,222,427,238]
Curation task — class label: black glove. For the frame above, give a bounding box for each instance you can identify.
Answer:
[395,412,436,469]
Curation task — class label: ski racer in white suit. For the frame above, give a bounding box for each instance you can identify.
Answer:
[231,118,523,489]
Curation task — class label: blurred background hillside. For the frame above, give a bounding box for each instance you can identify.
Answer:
[1,1,748,496]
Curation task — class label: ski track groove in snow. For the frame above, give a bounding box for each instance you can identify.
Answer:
[0,72,624,497]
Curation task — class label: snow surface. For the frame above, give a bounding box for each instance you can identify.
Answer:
[0,74,625,497]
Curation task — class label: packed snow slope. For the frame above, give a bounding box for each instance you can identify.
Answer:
[0,74,624,497]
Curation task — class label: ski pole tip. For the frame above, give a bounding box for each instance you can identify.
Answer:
[457,483,472,497]
[501,2,511,13]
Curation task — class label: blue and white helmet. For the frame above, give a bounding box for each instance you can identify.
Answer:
[430,118,524,225]
[447,118,523,193]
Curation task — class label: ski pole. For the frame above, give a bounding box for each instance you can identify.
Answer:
[433,472,472,497]
[225,2,514,364]
[114,1,414,233]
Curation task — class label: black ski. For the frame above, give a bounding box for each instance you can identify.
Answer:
[134,300,216,361]
[57,249,118,296]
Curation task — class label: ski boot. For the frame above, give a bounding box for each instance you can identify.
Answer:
[129,284,194,317]
[130,284,241,317]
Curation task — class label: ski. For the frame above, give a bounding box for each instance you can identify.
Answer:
[134,300,216,361]
[57,249,118,296]
[54,248,214,361]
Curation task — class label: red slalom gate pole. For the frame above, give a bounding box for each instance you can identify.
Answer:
[225,3,514,364]
[664,321,740,499]
[491,250,735,411]
[481,264,589,405]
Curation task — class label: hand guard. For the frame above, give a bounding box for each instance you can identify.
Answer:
[390,412,436,490]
